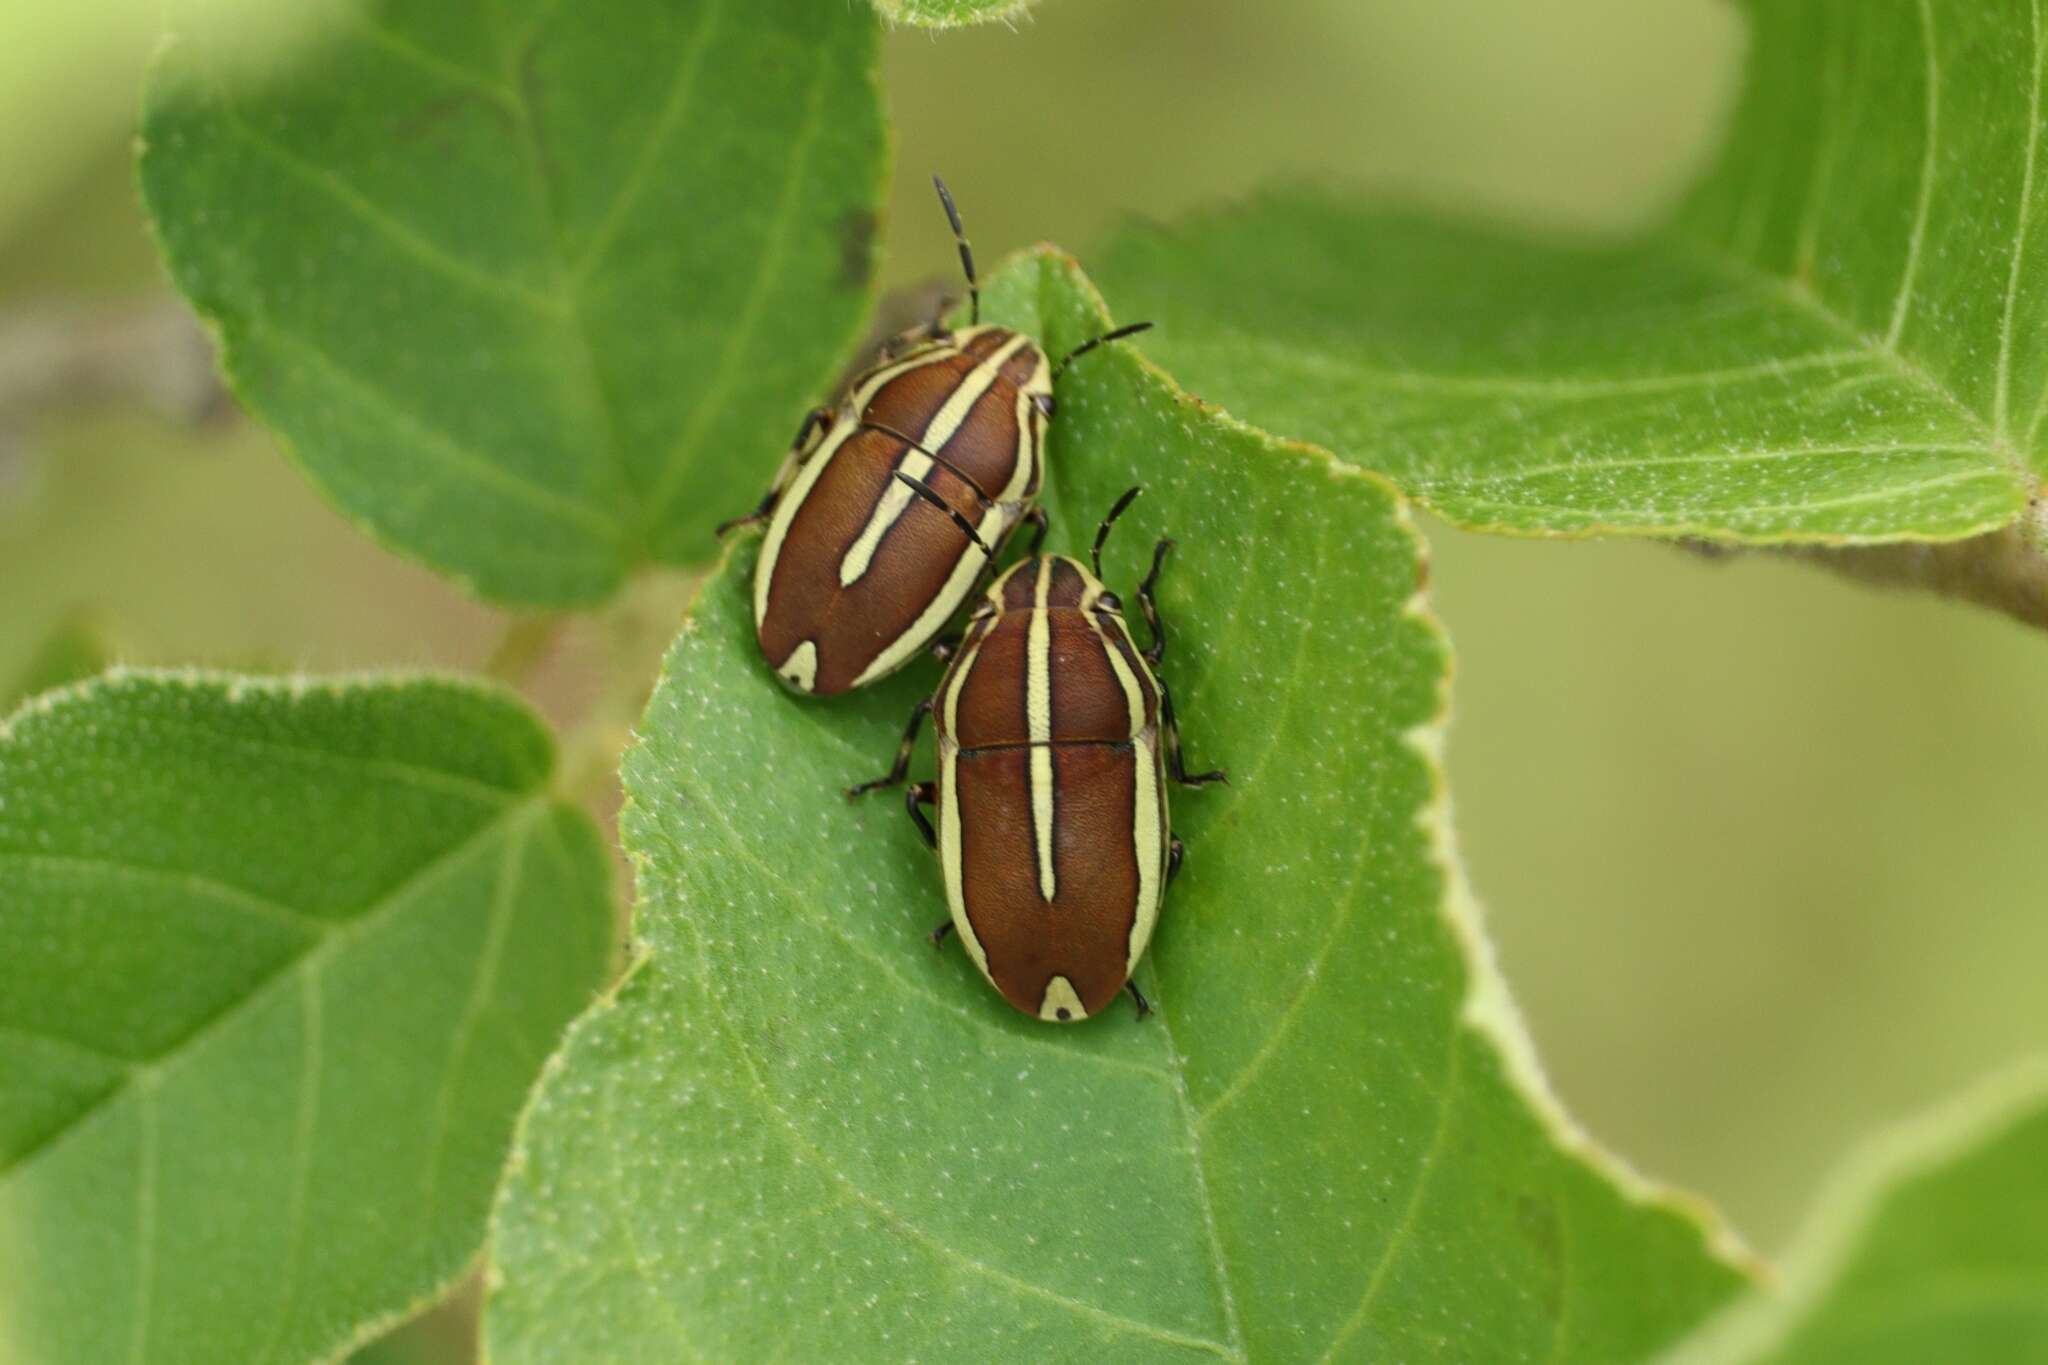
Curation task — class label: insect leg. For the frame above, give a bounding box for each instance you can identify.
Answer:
[1167,835,1186,885]
[716,405,834,537]
[846,697,932,798]
[1019,504,1050,559]
[1161,682,1227,788]
[929,920,954,949]
[1125,979,1154,1019]
[1137,536,1173,665]
[905,781,938,850]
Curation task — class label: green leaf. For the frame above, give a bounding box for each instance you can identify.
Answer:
[0,671,615,1365]
[1663,1061,2048,1364]
[140,0,887,606]
[1091,1,2044,546]
[870,0,1037,29]
[486,250,1750,1362]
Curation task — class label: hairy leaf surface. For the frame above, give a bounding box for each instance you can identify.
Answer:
[871,0,1037,28]
[1093,1,2045,545]
[0,673,614,1365]
[1665,1063,2048,1364]
[486,252,1749,1363]
[140,0,886,604]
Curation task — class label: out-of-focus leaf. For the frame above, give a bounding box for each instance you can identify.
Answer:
[0,672,615,1365]
[1663,1061,2048,1365]
[1093,2,2046,546]
[484,250,1750,1363]
[140,0,887,605]
[3,611,118,709]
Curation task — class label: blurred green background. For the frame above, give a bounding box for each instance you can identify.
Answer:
[8,0,2048,1355]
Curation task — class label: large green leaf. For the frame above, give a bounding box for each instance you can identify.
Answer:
[485,251,1750,1362]
[1663,1061,2048,1364]
[140,0,887,606]
[0,672,615,1365]
[1091,1,2043,546]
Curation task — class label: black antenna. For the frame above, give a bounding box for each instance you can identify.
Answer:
[855,420,946,463]
[1053,321,1153,385]
[1092,486,1143,577]
[931,175,978,326]
[892,471,995,556]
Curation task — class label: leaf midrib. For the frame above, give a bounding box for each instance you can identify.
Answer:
[0,796,546,1183]
[1676,234,2012,466]
[667,896,1247,1361]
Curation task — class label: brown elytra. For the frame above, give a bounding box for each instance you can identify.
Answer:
[935,555,1167,1020]
[748,324,1051,696]
[848,516,1224,1024]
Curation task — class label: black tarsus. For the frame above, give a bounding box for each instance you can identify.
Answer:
[1167,835,1186,885]
[891,471,996,557]
[1162,682,1227,788]
[906,782,938,849]
[1137,536,1173,665]
[847,698,932,798]
[1091,486,1144,578]
[1052,320,1154,386]
[932,176,979,326]
[1125,979,1153,1019]
[929,920,954,949]
[717,405,834,537]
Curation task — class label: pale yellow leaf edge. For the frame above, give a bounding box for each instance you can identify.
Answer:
[870,0,1040,33]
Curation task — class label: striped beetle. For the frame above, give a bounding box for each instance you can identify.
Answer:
[719,177,1150,696]
[848,485,1224,1022]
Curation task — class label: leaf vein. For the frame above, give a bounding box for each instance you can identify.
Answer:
[1998,0,2046,443]
[1886,0,1941,349]
[641,42,834,530]
[0,850,319,937]
[220,111,558,315]
[253,965,324,1363]
[674,911,1238,1359]
[1153,1004,1249,1362]
[1441,465,2010,525]
[1314,1037,1465,1364]
[1190,520,1335,1125]
[1183,332,1876,402]
[247,317,621,537]
[128,1077,158,1365]
[346,17,519,112]
[0,801,543,1184]
[1462,441,1993,488]
[421,813,533,1215]
[674,763,1175,1084]
[568,0,727,283]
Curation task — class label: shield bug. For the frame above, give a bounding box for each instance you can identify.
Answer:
[847,485,1225,1022]
[720,177,1151,696]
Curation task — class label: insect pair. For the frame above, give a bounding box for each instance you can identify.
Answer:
[724,178,1223,1023]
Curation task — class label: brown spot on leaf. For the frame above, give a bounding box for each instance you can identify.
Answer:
[838,208,879,291]
[1516,1191,1565,1319]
